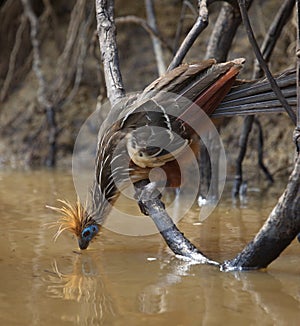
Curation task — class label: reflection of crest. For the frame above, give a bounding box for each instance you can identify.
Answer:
[44,255,115,323]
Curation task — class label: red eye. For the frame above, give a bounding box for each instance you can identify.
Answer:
[83,230,90,237]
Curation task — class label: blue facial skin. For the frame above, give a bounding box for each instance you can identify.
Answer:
[78,224,99,250]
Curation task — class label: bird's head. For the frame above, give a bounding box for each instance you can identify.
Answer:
[47,197,100,250]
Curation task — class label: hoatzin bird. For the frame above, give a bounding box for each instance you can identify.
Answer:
[49,58,296,250]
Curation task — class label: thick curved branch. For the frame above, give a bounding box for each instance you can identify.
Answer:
[134,180,219,266]
[222,150,300,271]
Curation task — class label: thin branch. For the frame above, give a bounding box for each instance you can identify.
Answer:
[232,0,295,196]
[60,4,94,107]
[59,0,86,64]
[0,14,27,102]
[232,115,254,197]
[168,0,209,71]
[95,0,125,106]
[54,0,87,102]
[253,0,295,78]
[115,15,173,53]
[254,117,274,183]
[173,1,197,54]
[21,0,57,166]
[238,0,297,125]
[145,0,166,75]
[183,0,198,16]
[41,0,60,48]
[21,0,51,109]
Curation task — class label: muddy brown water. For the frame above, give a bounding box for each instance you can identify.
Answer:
[0,169,300,325]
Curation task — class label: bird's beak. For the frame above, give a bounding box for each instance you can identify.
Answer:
[78,237,90,250]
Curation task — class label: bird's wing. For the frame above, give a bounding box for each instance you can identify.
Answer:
[93,58,245,206]
[120,59,244,168]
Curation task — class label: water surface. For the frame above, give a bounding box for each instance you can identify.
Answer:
[0,170,300,325]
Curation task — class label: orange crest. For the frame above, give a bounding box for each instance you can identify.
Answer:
[47,197,90,240]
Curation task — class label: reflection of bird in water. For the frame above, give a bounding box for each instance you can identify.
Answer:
[45,256,116,322]
[48,59,296,250]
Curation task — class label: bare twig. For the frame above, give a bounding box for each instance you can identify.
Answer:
[183,0,198,16]
[173,0,197,54]
[253,0,295,78]
[238,0,297,125]
[145,0,166,75]
[21,0,57,166]
[0,14,27,102]
[168,0,209,71]
[232,0,295,196]
[54,0,87,102]
[41,0,60,47]
[95,0,125,106]
[21,0,50,108]
[254,117,274,183]
[115,16,173,53]
[60,0,86,64]
[232,115,253,197]
[61,4,94,107]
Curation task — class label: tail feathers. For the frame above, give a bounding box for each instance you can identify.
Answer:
[193,61,243,115]
[141,58,245,106]
[176,59,243,102]
[177,60,244,125]
[142,59,216,97]
[214,70,296,118]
